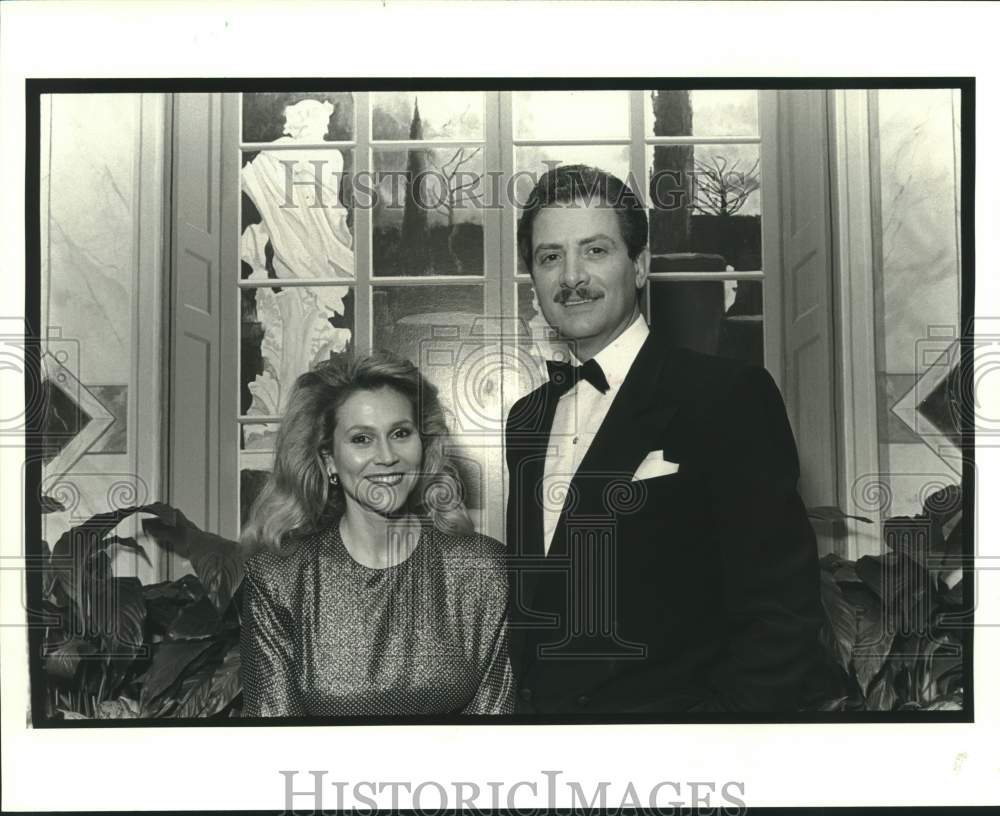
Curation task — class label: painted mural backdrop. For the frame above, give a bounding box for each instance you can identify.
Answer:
[873,89,962,517]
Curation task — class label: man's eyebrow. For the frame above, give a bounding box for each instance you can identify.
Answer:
[534,233,618,254]
[576,233,617,246]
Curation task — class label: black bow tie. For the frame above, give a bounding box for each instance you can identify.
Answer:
[546,358,611,396]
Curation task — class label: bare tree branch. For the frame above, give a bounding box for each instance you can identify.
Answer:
[690,155,760,216]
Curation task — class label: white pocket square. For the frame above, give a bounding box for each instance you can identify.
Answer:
[631,450,680,481]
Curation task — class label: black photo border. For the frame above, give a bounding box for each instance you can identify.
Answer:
[24,75,976,729]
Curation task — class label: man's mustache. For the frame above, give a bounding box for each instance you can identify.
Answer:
[554,286,600,304]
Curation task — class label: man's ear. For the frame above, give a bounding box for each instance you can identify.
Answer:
[633,247,650,289]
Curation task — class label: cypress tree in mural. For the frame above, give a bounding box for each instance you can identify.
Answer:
[401,98,431,275]
[649,90,694,256]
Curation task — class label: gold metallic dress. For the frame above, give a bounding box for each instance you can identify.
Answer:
[240,519,514,716]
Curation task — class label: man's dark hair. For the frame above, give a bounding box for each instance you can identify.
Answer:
[516,164,649,273]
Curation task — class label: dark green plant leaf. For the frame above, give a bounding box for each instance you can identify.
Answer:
[40,598,66,628]
[194,543,246,613]
[927,648,964,699]
[819,571,856,673]
[105,535,151,567]
[139,640,215,713]
[839,580,880,610]
[853,604,895,694]
[937,664,964,697]
[866,671,898,711]
[40,495,67,513]
[102,649,147,702]
[895,582,931,640]
[49,506,147,630]
[45,639,97,681]
[818,552,850,572]
[51,503,162,566]
[924,693,963,711]
[855,554,890,599]
[202,646,242,718]
[888,634,920,699]
[168,595,223,640]
[88,548,113,582]
[94,696,140,719]
[883,509,960,572]
[103,577,146,652]
[937,575,964,607]
[40,539,57,597]
[173,644,242,718]
[144,596,184,633]
[816,695,848,712]
[914,637,961,706]
[807,506,873,524]
[922,486,962,570]
[834,564,863,584]
[152,638,231,716]
[143,573,205,603]
[142,511,245,612]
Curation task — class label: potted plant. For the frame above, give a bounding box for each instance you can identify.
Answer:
[40,502,246,719]
[812,486,965,711]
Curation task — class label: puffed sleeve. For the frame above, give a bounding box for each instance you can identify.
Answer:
[240,555,305,717]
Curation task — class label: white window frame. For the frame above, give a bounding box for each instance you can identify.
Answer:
[205,90,779,542]
[828,89,883,558]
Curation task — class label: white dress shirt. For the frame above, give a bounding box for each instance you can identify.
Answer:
[541,315,650,554]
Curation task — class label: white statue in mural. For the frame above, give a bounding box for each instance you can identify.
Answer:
[240,99,354,442]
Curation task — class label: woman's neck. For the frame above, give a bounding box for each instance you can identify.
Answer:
[340,505,421,569]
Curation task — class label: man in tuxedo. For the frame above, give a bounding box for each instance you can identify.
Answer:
[505,164,825,713]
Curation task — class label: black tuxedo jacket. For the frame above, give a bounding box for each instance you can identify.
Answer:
[504,332,825,714]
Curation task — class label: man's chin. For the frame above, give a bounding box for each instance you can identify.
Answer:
[554,319,601,344]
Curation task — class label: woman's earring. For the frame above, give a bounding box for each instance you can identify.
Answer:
[329,473,340,487]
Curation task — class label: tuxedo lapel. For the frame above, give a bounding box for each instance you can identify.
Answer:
[507,382,562,559]
[547,333,685,557]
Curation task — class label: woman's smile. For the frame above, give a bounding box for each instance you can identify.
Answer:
[365,473,405,486]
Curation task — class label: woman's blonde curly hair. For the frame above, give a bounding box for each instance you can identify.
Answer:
[241,351,472,554]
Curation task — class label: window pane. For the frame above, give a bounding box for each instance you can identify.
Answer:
[372,285,491,523]
[372,148,484,277]
[646,90,758,138]
[513,145,630,219]
[514,91,629,140]
[241,148,355,279]
[241,285,356,417]
[372,91,483,141]
[372,284,483,406]
[649,280,762,367]
[241,422,278,452]
[648,144,761,270]
[242,92,354,143]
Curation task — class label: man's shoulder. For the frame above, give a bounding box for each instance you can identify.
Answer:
[503,346,779,421]
[654,345,767,405]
